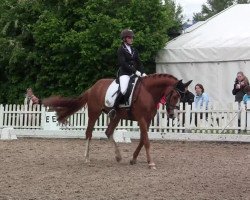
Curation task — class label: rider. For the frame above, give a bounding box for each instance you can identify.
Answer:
[108,29,146,118]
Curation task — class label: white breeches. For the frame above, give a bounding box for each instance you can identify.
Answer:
[119,75,130,95]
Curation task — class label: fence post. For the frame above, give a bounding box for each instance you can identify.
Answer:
[84,107,88,131]
[184,104,191,131]
[246,102,250,131]
[0,104,3,128]
[40,106,46,130]
[240,102,246,132]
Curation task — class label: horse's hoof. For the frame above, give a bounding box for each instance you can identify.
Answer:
[84,158,90,163]
[115,155,122,162]
[148,163,156,170]
[130,159,136,165]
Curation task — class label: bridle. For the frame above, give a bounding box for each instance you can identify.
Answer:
[165,87,185,110]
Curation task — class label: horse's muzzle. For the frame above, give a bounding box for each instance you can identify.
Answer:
[168,113,175,119]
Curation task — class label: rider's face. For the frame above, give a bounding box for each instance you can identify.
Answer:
[125,36,133,45]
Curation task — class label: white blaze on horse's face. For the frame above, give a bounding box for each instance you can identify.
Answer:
[167,90,181,118]
[174,98,180,118]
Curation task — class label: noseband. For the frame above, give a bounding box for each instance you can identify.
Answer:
[165,87,184,110]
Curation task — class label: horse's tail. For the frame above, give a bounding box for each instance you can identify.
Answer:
[42,90,89,123]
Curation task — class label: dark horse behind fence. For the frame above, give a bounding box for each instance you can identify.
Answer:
[43,73,191,169]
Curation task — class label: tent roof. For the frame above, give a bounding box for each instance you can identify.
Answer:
[156,4,250,63]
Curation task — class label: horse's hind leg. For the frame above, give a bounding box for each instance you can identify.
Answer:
[84,115,99,163]
[105,117,122,162]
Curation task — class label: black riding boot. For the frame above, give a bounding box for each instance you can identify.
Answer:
[108,92,123,118]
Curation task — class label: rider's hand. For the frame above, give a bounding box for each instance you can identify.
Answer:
[135,70,141,77]
[142,73,147,77]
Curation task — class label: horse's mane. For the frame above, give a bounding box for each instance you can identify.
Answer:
[142,73,178,81]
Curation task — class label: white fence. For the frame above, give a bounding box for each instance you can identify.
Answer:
[0,102,249,134]
[0,104,44,129]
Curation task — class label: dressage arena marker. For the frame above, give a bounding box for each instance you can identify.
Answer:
[43,111,60,130]
[0,127,17,140]
[113,129,131,143]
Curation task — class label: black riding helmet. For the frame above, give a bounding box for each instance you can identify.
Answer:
[120,29,134,40]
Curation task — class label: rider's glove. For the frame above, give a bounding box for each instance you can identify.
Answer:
[135,70,141,77]
[142,73,147,77]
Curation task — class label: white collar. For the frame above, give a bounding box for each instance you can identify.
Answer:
[124,43,132,54]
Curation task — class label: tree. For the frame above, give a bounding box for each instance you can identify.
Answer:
[165,0,184,38]
[0,0,183,104]
[193,0,250,22]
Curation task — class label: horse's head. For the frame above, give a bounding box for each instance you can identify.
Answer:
[164,79,192,118]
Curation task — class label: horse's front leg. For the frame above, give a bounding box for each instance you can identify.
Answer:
[130,132,143,165]
[137,118,156,169]
[130,119,151,165]
[105,116,122,162]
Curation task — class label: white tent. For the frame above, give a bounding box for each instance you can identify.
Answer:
[156,4,250,104]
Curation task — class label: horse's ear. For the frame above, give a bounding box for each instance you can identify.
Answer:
[175,79,183,87]
[184,80,192,87]
[175,79,185,93]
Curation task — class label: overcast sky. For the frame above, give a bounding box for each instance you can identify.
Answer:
[174,0,207,21]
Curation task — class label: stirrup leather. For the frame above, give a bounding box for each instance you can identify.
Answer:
[108,109,116,118]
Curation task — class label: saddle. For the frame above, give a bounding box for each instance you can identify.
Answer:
[105,75,138,108]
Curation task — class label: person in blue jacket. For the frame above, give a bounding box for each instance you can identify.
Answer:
[194,83,209,110]
[243,85,250,109]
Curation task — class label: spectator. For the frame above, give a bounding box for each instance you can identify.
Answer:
[232,71,249,103]
[180,80,194,108]
[243,85,250,109]
[193,83,210,126]
[194,83,209,110]
[24,88,40,105]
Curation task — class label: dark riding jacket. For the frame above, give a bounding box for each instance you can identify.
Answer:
[232,79,249,102]
[117,43,144,76]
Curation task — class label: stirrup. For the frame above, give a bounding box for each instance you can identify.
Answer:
[108,109,116,119]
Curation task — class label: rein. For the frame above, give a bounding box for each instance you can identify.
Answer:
[165,87,184,110]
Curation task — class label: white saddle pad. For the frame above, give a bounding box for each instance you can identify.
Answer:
[105,78,138,108]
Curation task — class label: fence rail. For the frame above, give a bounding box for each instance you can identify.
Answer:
[0,102,249,134]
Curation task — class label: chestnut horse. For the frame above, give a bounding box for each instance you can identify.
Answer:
[43,73,190,169]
